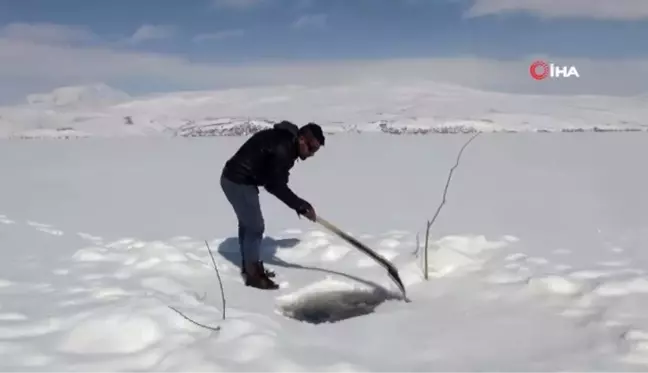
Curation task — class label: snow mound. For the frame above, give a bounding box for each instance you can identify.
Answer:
[58,302,165,355]
[425,234,516,277]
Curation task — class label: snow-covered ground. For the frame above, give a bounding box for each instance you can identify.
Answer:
[1,131,648,371]
[1,82,647,139]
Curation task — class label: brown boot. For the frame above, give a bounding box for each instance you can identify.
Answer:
[244,261,279,290]
[241,260,275,278]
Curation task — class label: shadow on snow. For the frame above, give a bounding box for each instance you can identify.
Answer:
[216,236,401,324]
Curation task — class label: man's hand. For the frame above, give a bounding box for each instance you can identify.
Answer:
[297,202,317,222]
[303,206,316,221]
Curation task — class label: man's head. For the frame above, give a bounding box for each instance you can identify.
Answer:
[296,122,325,160]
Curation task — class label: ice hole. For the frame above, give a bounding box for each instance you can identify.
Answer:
[278,286,394,324]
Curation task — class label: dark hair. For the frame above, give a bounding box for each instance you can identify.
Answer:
[299,122,325,146]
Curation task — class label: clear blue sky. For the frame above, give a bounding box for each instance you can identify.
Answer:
[0,0,647,101]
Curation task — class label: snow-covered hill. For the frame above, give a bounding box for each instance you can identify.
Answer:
[1,81,647,139]
[25,83,131,110]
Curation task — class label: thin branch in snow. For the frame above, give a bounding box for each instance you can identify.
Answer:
[166,240,227,333]
[168,305,221,332]
[420,132,481,278]
[205,239,226,321]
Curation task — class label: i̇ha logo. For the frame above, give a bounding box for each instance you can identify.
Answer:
[529,60,580,80]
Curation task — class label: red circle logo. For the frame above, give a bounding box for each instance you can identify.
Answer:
[529,60,549,80]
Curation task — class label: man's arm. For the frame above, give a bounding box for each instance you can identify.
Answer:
[263,147,310,213]
[265,177,309,212]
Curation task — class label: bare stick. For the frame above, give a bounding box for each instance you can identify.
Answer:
[168,305,221,332]
[422,132,481,279]
[205,240,226,321]
[165,240,227,332]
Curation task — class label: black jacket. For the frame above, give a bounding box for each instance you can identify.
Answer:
[221,121,310,212]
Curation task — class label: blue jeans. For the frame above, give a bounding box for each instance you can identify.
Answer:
[220,175,265,269]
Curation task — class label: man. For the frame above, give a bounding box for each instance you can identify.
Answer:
[220,120,325,290]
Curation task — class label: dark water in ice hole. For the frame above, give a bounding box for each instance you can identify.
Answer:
[279,288,398,324]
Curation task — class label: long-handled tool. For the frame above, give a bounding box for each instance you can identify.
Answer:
[315,216,410,302]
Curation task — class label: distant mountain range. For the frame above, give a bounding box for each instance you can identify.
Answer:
[1,82,646,139]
